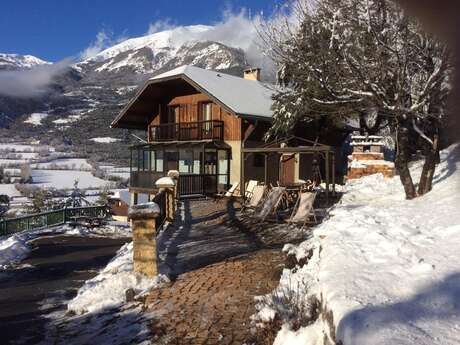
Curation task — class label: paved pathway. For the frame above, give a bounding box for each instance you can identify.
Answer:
[147,249,284,345]
[0,235,129,345]
[146,199,303,344]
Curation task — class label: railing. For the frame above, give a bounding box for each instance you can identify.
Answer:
[150,120,224,142]
[0,206,109,237]
[178,174,218,196]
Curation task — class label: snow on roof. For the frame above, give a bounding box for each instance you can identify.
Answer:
[151,65,274,119]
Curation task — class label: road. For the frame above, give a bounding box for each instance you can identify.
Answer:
[0,235,129,345]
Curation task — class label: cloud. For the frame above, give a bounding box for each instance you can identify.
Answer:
[145,9,278,78]
[147,18,176,35]
[80,30,128,60]
[0,59,72,98]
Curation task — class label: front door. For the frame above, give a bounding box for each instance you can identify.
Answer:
[280,154,296,185]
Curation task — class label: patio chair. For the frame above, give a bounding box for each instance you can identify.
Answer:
[215,181,240,200]
[242,184,267,211]
[256,186,287,222]
[244,180,259,199]
[289,191,317,229]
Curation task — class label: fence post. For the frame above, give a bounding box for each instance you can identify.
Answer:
[129,203,161,277]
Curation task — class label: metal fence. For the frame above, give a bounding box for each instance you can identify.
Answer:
[0,206,109,237]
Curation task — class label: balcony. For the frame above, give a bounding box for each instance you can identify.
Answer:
[150,120,224,142]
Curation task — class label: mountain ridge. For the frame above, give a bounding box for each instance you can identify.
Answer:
[0,25,253,164]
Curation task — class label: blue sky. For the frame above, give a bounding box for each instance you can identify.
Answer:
[0,0,275,62]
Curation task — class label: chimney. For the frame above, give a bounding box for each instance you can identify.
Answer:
[243,68,261,81]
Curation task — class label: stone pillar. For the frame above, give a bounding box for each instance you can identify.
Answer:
[156,172,178,224]
[129,202,160,277]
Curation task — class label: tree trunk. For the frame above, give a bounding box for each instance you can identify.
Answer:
[418,134,440,196]
[395,122,417,199]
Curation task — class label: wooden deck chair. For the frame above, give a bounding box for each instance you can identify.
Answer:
[244,180,259,199]
[215,181,240,200]
[243,185,267,211]
[257,186,287,221]
[289,191,317,229]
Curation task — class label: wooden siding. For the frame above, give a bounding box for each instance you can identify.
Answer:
[148,92,241,142]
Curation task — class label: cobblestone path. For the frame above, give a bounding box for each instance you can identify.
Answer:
[146,249,284,345]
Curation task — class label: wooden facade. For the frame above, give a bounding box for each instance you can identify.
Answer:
[147,93,241,142]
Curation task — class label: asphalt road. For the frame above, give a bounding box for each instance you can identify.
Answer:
[0,235,129,345]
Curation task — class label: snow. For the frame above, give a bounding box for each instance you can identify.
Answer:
[67,242,168,314]
[83,25,211,67]
[0,53,49,69]
[90,137,121,144]
[150,65,274,119]
[0,143,54,152]
[155,176,176,186]
[24,113,49,126]
[32,158,93,170]
[31,170,112,189]
[0,224,131,270]
[0,184,21,198]
[0,233,31,269]
[269,143,460,345]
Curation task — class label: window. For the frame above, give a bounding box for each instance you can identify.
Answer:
[179,149,193,174]
[218,150,229,186]
[200,102,213,122]
[155,150,164,172]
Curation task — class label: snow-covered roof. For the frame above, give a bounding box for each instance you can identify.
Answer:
[152,65,274,118]
[111,65,274,129]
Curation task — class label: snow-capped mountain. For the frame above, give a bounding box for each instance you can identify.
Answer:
[0,53,50,70]
[0,25,251,162]
[78,25,246,75]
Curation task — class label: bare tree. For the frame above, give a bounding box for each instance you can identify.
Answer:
[261,0,452,199]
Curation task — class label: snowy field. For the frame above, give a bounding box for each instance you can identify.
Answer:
[265,144,460,345]
[100,164,130,179]
[0,184,21,198]
[31,169,112,189]
[32,158,93,170]
[0,143,54,152]
[90,137,121,143]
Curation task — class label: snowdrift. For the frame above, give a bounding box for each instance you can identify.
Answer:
[270,144,460,345]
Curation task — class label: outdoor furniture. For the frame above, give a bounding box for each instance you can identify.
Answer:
[256,186,287,222]
[242,185,267,211]
[289,191,317,229]
[244,180,259,199]
[214,181,240,202]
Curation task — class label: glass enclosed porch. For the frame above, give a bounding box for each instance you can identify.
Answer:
[130,142,231,197]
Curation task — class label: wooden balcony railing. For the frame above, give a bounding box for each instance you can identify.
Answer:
[150,120,224,142]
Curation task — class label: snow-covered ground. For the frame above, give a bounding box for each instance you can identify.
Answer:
[0,143,54,152]
[0,223,131,270]
[0,184,21,198]
[68,242,168,314]
[90,137,121,144]
[264,144,460,345]
[40,237,168,345]
[24,113,49,126]
[32,158,93,170]
[31,169,112,189]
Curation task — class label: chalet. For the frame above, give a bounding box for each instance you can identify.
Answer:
[111,65,344,202]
